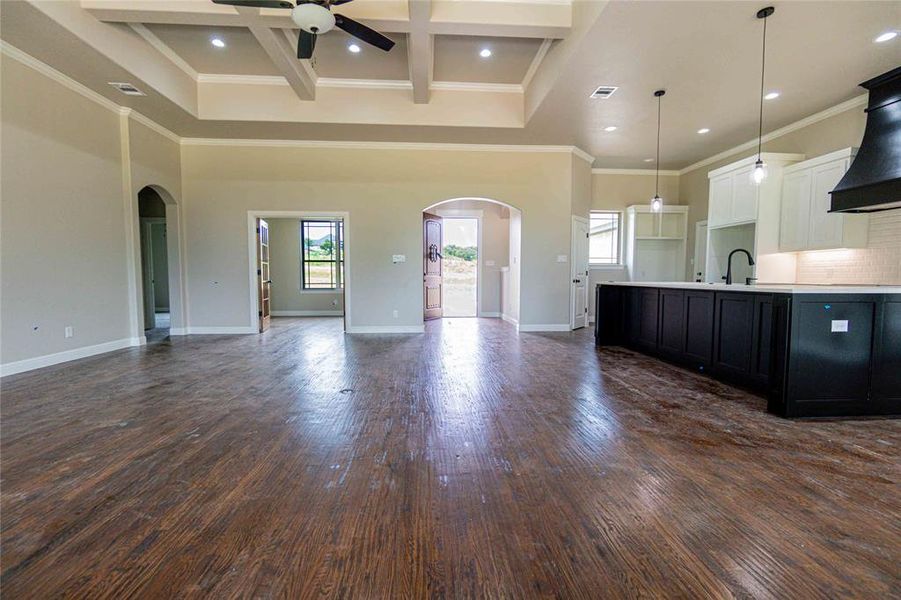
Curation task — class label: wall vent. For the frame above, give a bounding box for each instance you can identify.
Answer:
[108,82,146,96]
[590,86,618,99]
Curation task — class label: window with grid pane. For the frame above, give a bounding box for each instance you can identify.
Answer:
[300,220,344,290]
[589,211,621,265]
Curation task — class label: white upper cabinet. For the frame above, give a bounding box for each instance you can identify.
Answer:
[708,175,733,227]
[779,148,868,252]
[706,153,802,230]
[731,167,760,224]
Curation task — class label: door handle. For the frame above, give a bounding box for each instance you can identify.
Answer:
[573,279,581,283]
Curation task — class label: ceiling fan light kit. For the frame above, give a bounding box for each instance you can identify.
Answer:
[212,0,395,60]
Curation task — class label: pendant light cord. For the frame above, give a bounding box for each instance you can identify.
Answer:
[655,93,661,196]
[757,14,767,159]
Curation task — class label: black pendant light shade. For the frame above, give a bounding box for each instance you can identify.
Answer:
[651,89,665,212]
[752,6,775,185]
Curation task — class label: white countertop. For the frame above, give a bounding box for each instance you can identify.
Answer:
[595,281,901,294]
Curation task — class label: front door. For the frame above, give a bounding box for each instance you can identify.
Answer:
[257,218,271,332]
[423,212,443,320]
[571,216,589,329]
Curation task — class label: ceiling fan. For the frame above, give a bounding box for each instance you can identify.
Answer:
[211,0,395,59]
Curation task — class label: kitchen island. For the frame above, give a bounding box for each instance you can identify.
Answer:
[595,281,901,418]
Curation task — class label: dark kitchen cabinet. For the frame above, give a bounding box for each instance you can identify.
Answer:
[712,293,756,385]
[682,291,714,370]
[872,299,901,408]
[658,289,685,359]
[595,285,626,345]
[635,288,659,352]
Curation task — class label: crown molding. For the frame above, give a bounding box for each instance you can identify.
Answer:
[197,73,289,86]
[128,23,198,81]
[522,38,553,91]
[679,94,868,175]
[318,77,413,90]
[592,168,680,176]
[430,81,523,94]
[182,137,592,160]
[3,41,181,144]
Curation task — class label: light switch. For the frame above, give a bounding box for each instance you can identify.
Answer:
[392,255,406,264]
[831,319,849,333]
[557,255,568,263]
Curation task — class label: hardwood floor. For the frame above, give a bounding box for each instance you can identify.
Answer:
[2,317,898,598]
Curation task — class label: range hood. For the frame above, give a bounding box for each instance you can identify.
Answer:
[830,66,901,213]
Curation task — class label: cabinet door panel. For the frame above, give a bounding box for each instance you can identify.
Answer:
[684,291,714,367]
[780,171,811,251]
[751,295,774,384]
[658,289,685,357]
[808,161,847,249]
[731,168,759,224]
[872,300,901,404]
[713,293,755,379]
[709,176,732,227]
[636,289,659,351]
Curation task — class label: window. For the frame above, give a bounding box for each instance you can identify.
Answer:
[300,219,344,290]
[589,211,621,265]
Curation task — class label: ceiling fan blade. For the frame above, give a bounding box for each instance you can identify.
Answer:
[330,0,355,5]
[334,14,394,51]
[298,30,317,59]
[212,0,294,8]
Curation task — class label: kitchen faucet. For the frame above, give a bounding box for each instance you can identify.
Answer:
[723,248,755,285]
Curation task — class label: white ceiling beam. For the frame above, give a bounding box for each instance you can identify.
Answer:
[81,0,568,38]
[236,7,315,101]
[408,0,433,104]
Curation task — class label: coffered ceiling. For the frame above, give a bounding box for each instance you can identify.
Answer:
[1,1,898,168]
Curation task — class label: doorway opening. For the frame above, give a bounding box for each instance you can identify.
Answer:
[138,187,170,342]
[248,212,350,334]
[422,198,521,325]
[442,218,479,317]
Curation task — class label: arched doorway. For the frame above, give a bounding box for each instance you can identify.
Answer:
[421,198,522,326]
[133,185,185,342]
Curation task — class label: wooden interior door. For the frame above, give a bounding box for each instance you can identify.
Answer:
[257,218,271,332]
[423,212,443,320]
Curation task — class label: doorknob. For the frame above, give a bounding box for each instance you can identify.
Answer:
[572,278,581,283]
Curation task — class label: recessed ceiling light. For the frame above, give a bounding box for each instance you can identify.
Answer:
[211,37,226,48]
[479,48,492,58]
[697,128,710,134]
[604,126,617,132]
[764,91,780,100]
[875,31,898,43]
[644,158,655,163]
[348,43,361,53]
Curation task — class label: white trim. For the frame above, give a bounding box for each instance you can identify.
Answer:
[680,94,868,175]
[1,337,141,377]
[271,310,343,317]
[346,325,425,334]
[589,264,626,271]
[479,312,501,318]
[186,326,257,334]
[501,313,519,327]
[592,168,680,176]
[123,108,181,144]
[518,323,571,332]
[248,211,352,333]
[2,42,181,144]
[170,327,188,335]
[197,73,289,86]
[182,137,593,161]
[430,81,522,93]
[128,23,198,81]
[707,152,806,179]
[522,38,553,90]
[783,147,858,174]
[320,77,412,90]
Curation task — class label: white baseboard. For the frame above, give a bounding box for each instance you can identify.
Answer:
[501,313,519,326]
[479,312,501,318]
[1,337,141,377]
[518,323,572,332]
[588,317,595,324]
[271,310,343,317]
[187,326,257,334]
[346,325,424,334]
[169,327,188,336]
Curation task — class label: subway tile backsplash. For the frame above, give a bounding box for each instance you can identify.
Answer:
[795,211,901,285]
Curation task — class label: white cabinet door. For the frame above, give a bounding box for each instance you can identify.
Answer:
[808,161,847,249]
[731,168,759,224]
[780,170,812,251]
[708,175,732,227]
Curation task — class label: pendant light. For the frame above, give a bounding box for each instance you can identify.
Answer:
[751,6,775,185]
[650,89,666,212]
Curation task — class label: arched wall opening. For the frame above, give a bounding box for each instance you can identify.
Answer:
[422,198,522,326]
[133,184,186,341]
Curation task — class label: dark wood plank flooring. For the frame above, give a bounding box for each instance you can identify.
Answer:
[2,317,899,598]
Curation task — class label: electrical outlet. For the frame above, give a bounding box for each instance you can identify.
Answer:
[557,255,568,263]
[32,324,39,332]
[332,299,338,307]
[65,326,74,338]
[392,310,399,319]
[392,255,406,264]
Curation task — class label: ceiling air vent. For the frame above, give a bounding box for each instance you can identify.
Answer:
[108,82,146,96]
[590,86,618,99]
